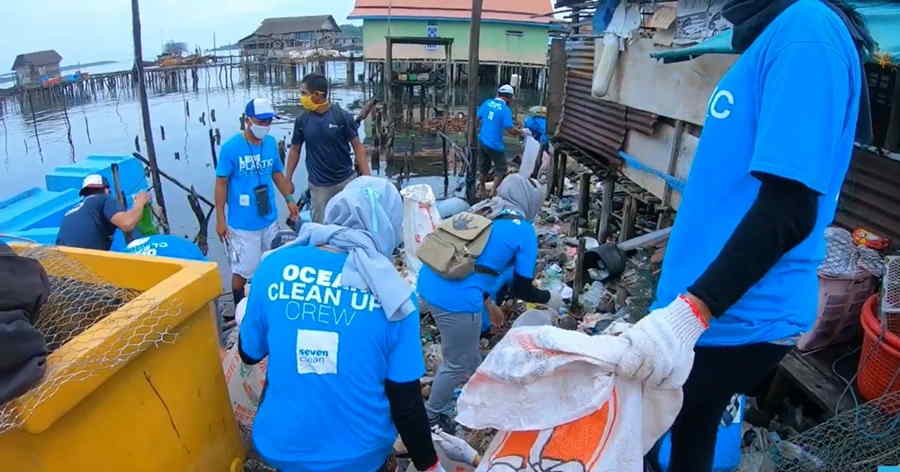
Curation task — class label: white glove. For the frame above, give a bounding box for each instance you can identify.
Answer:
[615,296,708,389]
[521,128,533,137]
[432,430,479,466]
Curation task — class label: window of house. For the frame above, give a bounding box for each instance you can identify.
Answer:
[506,30,524,38]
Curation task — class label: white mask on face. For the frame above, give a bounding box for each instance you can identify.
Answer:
[250,122,270,140]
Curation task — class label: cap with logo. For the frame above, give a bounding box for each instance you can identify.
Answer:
[245,98,279,121]
[498,84,515,96]
[79,174,109,196]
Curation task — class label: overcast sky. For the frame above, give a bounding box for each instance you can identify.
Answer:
[3,0,357,69]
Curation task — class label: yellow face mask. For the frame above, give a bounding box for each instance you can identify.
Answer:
[300,94,329,113]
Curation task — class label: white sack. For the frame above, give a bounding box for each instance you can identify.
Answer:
[400,184,442,277]
[519,136,541,178]
[456,326,686,472]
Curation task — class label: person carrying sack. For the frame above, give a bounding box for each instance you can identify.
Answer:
[416,174,564,434]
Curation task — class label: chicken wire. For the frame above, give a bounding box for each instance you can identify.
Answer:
[884,257,900,318]
[769,391,900,472]
[0,246,181,434]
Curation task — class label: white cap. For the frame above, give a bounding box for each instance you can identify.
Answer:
[79,174,108,196]
[498,84,515,95]
[245,97,278,120]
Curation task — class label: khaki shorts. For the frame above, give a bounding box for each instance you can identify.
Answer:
[226,222,279,280]
[309,175,355,223]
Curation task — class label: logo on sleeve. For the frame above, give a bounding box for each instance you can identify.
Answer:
[707,87,735,120]
[296,329,339,375]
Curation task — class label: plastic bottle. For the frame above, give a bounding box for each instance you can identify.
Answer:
[581,281,605,313]
[542,264,564,292]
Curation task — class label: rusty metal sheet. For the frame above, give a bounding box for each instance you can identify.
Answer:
[557,38,661,167]
[836,149,900,246]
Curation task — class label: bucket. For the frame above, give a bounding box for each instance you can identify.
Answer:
[798,274,875,351]
[857,295,900,402]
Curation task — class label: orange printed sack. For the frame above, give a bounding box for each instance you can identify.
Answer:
[456,326,686,472]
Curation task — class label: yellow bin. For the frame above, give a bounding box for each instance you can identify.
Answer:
[0,246,245,471]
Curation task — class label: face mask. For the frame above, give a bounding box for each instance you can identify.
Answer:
[300,94,329,113]
[250,123,270,140]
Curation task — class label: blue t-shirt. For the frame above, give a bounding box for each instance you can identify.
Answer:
[56,194,122,250]
[418,214,538,313]
[654,0,861,347]
[477,98,514,152]
[291,106,359,187]
[239,244,425,472]
[215,133,283,231]
[120,235,206,261]
[524,116,548,145]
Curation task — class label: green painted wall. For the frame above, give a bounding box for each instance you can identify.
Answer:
[361,19,549,65]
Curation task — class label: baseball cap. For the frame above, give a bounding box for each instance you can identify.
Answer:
[245,98,278,120]
[498,84,515,95]
[79,174,109,196]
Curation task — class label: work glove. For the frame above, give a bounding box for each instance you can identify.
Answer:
[432,429,480,466]
[423,462,446,472]
[615,296,708,389]
[521,128,533,138]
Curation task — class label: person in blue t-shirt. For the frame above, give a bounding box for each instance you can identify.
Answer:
[215,98,298,308]
[120,235,206,261]
[609,1,874,470]
[238,177,476,472]
[56,174,150,251]
[418,174,563,433]
[523,106,548,146]
[476,85,521,197]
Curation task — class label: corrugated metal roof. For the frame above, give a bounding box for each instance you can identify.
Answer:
[11,50,62,70]
[349,0,553,24]
[836,148,900,246]
[556,40,660,167]
[243,15,339,39]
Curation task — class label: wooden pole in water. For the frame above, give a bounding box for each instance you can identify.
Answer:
[131,0,170,233]
[465,0,484,203]
[442,134,449,197]
[208,128,218,168]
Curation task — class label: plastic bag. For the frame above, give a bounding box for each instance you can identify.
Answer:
[401,184,442,276]
[456,326,685,472]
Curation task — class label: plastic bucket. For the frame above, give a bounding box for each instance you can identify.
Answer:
[857,295,900,402]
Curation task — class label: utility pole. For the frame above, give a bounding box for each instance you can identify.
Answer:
[131,0,170,233]
[465,0,484,203]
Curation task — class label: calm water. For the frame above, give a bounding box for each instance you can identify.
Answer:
[0,62,536,287]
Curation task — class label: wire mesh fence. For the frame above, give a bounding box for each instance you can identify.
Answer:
[769,391,900,471]
[0,246,181,434]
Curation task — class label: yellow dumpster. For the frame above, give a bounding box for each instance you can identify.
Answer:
[0,245,245,471]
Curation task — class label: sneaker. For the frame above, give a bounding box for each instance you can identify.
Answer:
[429,414,457,436]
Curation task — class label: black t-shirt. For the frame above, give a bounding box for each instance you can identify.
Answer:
[56,194,123,250]
[291,105,358,187]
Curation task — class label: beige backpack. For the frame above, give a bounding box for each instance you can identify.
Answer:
[416,212,498,280]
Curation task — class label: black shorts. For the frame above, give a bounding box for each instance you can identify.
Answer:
[480,146,508,177]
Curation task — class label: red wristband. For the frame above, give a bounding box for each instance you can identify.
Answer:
[679,295,710,329]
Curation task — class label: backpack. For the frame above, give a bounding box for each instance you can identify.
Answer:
[416,211,516,280]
